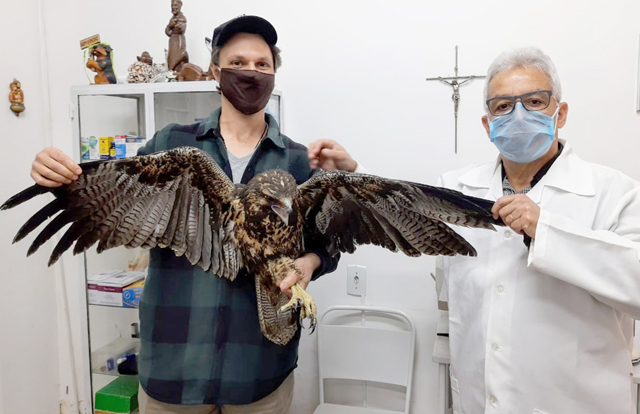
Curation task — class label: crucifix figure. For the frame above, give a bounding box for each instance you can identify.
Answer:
[426,46,486,153]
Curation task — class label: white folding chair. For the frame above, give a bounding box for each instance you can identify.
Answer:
[313,305,416,414]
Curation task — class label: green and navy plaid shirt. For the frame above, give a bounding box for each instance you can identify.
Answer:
[137,108,339,405]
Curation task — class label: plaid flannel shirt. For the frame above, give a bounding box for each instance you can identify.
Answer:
[137,108,339,405]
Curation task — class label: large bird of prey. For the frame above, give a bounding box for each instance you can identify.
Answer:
[2,147,502,345]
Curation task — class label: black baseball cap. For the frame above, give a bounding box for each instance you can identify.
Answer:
[211,15,278,48]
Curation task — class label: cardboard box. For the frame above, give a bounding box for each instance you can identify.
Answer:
[89,136,100,160]
[100,136,113,160]
[125,136,146,158]
[114,135,127,159]
[97,271,146,307]
[87,270,123,306]
[95,375,139,413]
[122,279,145,308]
[88,271,145,307]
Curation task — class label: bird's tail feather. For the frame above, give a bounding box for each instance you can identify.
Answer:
[255,274,298,346]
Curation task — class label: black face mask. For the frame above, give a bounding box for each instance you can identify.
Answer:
[219,68,275,115]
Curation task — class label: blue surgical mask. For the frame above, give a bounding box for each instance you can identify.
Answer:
[489,102,559,164]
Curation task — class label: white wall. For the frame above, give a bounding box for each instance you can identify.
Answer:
[4,1,640,413]
[0,1,60,414]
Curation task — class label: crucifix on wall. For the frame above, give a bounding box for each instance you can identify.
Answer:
[426,46,486,154]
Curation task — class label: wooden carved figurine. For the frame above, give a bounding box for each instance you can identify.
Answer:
[137,51,153,65]
[176,63,206,81]
[165,0,189,72]
[9,79,25,117]
[86,44,117,84]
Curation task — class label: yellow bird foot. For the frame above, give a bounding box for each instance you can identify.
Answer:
[280,283,317,331]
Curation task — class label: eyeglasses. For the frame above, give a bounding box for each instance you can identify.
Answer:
[486,90,554,116]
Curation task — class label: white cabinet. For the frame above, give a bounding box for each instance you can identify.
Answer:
[68,81,283,412]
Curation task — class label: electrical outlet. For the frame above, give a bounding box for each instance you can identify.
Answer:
[347,265,367,296]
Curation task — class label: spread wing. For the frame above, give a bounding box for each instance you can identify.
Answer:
[296,170,503,257]
[1,147,243,279]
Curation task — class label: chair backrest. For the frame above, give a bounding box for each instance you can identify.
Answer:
[317,305,416,413]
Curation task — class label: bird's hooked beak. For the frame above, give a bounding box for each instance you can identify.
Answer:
[272,198,293,226]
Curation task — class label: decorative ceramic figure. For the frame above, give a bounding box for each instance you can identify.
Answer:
[9,79,25,116]
[128,51,164,83]
[165,0,189,72]
[86,44,117,84]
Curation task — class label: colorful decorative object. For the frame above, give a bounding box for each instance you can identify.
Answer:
[86,43,117,85]
[9,79,25,117]
[127,51,164,83]
[165,0,189,72]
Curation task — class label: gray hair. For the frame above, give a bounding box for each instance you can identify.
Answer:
[483,47,562,108]
[211,44,282,72]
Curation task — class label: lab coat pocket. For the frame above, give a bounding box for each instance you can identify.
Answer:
[450,374,463,413]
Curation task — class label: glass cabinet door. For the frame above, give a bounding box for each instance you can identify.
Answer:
[154,91,282,132]
[77,94,146,163]
[76,93,146,410]
[73,84,284,413]
[154,91,221,129]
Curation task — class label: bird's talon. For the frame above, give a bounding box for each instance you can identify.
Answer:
[280,283,317,332]
[308,318,317,334]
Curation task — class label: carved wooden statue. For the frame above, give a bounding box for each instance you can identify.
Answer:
[165,0,189,72]
[176,63,206,81]
[9,79,25,116]
[86,44,117,84]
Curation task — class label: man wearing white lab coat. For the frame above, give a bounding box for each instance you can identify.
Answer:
[437,47,640,414]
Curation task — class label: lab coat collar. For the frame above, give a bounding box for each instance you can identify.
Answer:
[457,139,596,202]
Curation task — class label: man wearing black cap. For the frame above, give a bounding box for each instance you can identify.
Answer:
[133,14,365,414]
[28,14,362,414]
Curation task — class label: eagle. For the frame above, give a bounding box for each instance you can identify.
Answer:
[1,147,502,345]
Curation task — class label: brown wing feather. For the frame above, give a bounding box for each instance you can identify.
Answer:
[296,170,504,257]
[1,147,242,280]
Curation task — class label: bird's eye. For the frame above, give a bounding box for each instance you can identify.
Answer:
[262,191,276,200]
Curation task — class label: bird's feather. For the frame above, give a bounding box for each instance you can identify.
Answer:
[2,146,504,345]
[297,170,503,257]
[2,147,241,280]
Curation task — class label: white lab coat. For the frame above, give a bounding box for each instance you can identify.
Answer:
[437,140,640,414]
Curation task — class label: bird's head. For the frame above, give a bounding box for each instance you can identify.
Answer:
[246,170,298,226]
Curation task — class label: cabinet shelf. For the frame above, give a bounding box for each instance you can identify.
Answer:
[89,303,141,309]
[91,337,140,376]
